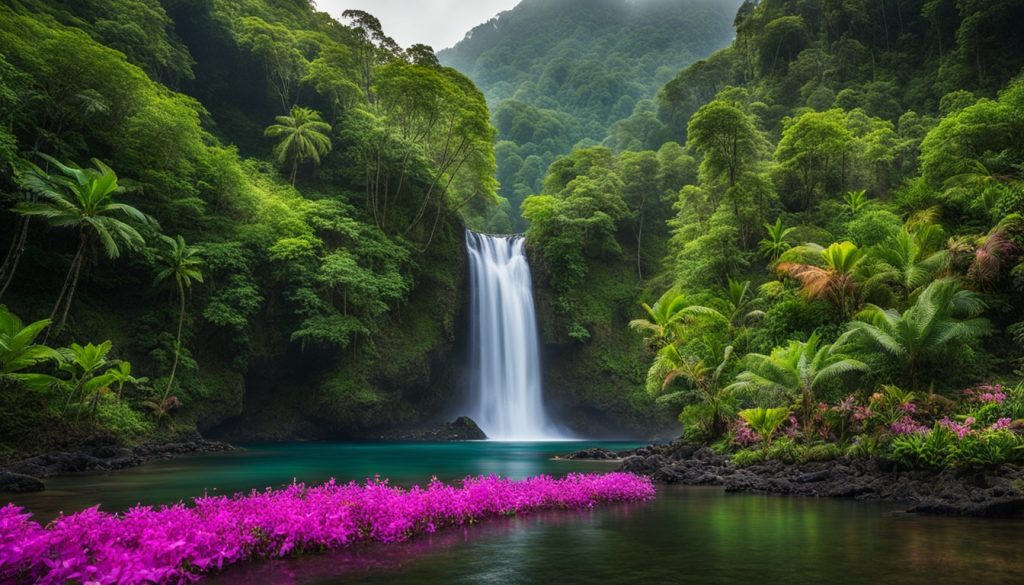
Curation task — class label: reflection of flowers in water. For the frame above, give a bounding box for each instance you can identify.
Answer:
[216,496,652,584]
[0,473,654,583]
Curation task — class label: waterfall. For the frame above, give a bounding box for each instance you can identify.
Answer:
[465,231,564,441]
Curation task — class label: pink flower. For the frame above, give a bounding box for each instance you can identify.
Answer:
[901,402,917,414]
[890,416,928,435]
[852,406,873,422]
[938,416,975,439]
[732,420,760,446]
[990,418,1013,431]
[965,384,1006,404]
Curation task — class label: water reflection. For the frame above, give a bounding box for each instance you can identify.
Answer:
[5,442,1023,584]
[1,441,637,521]
[209,487,1024,585]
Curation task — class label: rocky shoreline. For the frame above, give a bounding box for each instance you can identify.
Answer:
[0,431,234,494]
[565,442,1024,517]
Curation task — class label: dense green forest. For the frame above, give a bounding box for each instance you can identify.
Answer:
[2,0,1024,461]
[439,0,741,230]
[0,0,501,453]
[520,0,1024,463]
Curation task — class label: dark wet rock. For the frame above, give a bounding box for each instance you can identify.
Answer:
[3,433,234,482]
[557,447,620,460]
[563,439,1024,518]
[376,416,487,441]
[0,471,45,493]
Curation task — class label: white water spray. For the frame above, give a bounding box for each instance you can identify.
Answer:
[465,231,565,440]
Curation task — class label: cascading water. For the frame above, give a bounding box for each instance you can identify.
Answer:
[465,231,565,441]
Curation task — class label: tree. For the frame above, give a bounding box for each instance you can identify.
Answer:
[758,218,795,262]
[872,228,948,299]
[727,333,868,432]
[774,109,854,210]
[847,278,990,390]
[13,155,146,333]
[777,241,882,317]
[682,279,764,335]
[154,234,203,404]
[648,339,736,440]
[686,100,765,216]
[844,189,870,214]
[264,106,333,185]
[628,287,689,350]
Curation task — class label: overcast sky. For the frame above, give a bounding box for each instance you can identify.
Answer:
[317,0,523,51]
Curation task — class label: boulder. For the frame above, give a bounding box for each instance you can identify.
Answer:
[0,470,44,493]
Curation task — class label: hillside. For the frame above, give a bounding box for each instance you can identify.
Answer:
[0,0,497,451]
[439,0,742,230]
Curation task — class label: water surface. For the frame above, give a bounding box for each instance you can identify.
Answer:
[5,441,1023,585]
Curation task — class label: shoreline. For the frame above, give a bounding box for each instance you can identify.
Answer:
[564,442,1024,518]
[0,431,234,493]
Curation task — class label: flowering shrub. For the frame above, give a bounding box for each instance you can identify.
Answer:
[890,416,929,435]
[965,384,1007,404]
[0,473,654,584]
[891,424,1024,469]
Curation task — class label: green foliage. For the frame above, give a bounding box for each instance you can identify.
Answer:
[891,427,1024,470]
[731,447,766,467]
[848,279,990,390]
[738,406,790,451]
[439,0,741,226]
[264,106,332,185]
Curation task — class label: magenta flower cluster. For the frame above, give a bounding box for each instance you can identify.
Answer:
[731,420,760,446]
[890,416,929,435]
[938,416,977,439]
[0,473,654,584]
[965,384,1007,404]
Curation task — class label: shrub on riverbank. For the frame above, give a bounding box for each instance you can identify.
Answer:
[0,473,655,584]
[725,383,1024,470]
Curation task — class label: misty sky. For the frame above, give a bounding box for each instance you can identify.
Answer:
[317,0,523,51]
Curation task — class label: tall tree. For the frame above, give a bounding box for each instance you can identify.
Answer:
[154,234,203,402]
[13,155,146,334]
[265,106,333,185]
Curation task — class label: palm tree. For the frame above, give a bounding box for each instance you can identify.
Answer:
[647,338,735,440]
[847,278,990,391]
[681,279,765,343]
[843,189,870,215]
[777,241,886,317]
[154,234,203,403]
[727,332,868,433]
[628,287,689,350]
[758,218,795,263]
[739,407,790,453]
[872,228,948,300]
[264,106,333,185]
[0,306,61,390]
[13,155,147,334]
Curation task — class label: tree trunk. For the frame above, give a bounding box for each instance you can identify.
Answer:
[164,280,186,401]
[46,233,87,341]
[0,216,30,300]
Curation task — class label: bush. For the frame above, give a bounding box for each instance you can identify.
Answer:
[766,437,802,463]
[800,443,842,463]
[731,449,766,467]
[891,426,1024,469]
[97,397,154,438]
[845,435,883,459]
